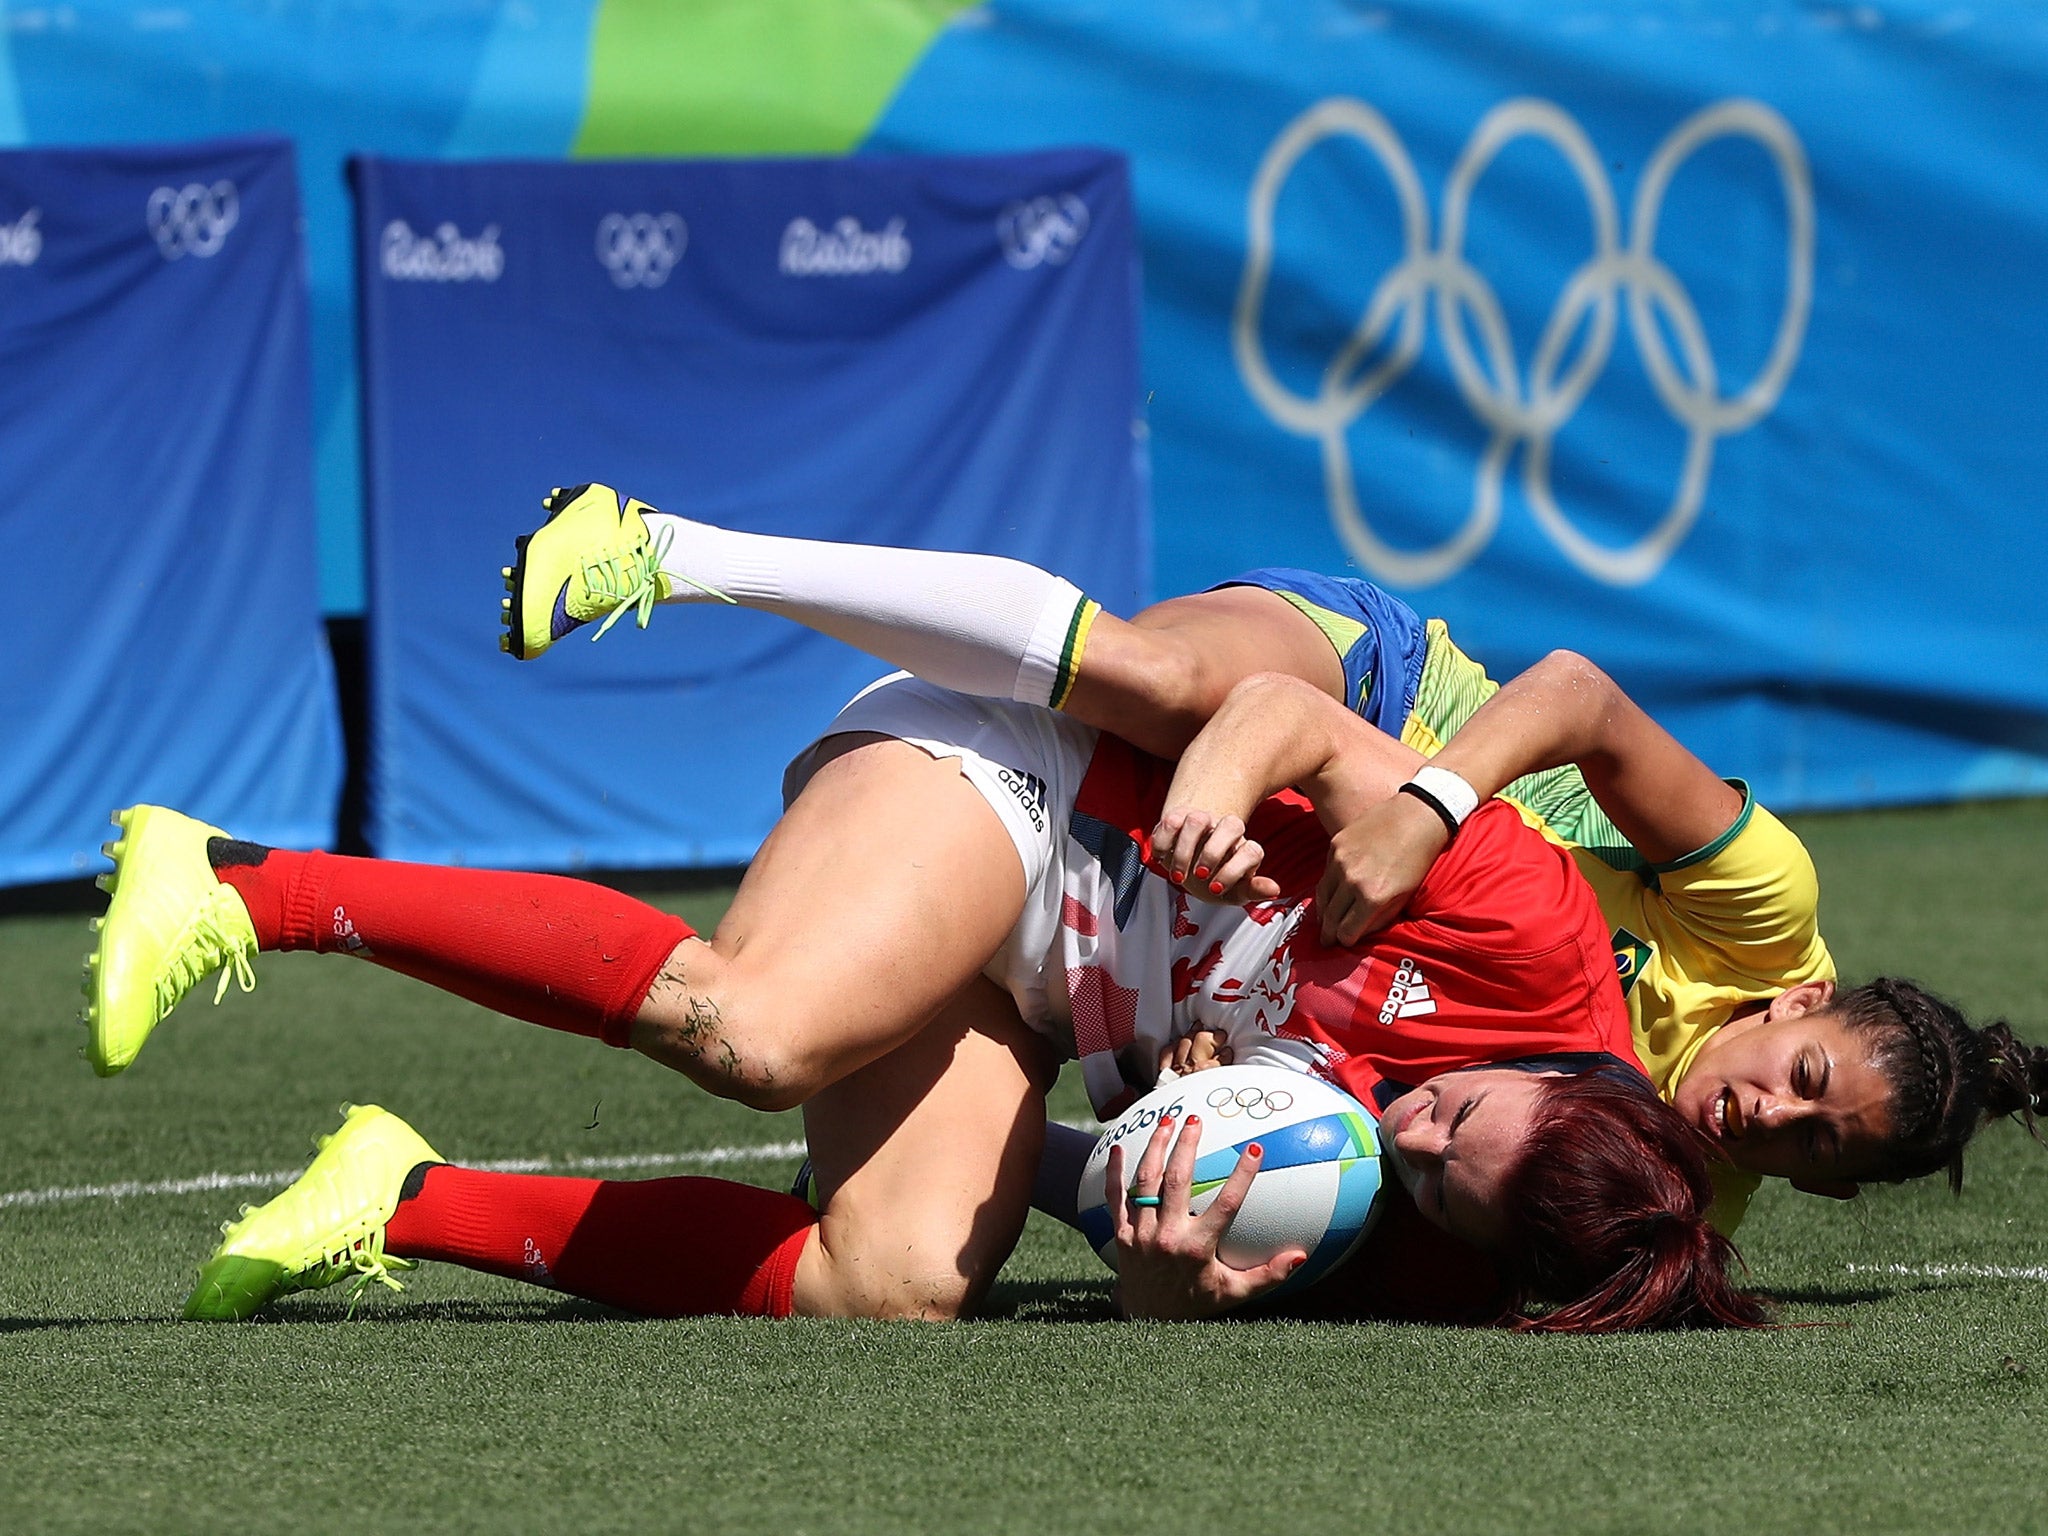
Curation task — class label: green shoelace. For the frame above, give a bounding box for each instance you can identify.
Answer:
[583,520,733,643]
[157,892,258,1017]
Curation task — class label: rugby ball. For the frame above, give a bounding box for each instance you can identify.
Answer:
[1075,1064,1384,1295]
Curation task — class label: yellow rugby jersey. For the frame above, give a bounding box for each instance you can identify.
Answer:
[1537,793,1835,1230]
[1406,625,1838,1231]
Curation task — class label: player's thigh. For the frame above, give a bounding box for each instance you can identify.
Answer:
[793,977,1053,1320]
[1065,585,1346,757]
[699,734,1028,1100]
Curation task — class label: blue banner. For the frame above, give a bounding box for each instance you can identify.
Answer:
[9,3,2045,812]
[0,136,343,886]
[355,149,1145,868]
[872,1,2048,810]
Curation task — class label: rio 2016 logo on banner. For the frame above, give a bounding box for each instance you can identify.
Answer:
[596,212,686,289]
[779,216,911,276]
[381,220,504,283]
[147,182,238,260]
[1234,97,1813,587]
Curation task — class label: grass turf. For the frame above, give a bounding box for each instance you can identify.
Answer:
[3,802,2047,1534]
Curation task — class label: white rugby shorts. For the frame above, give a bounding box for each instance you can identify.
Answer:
[782,672,1092,1033]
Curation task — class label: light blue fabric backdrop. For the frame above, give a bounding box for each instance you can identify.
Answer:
[876,1,2048,809]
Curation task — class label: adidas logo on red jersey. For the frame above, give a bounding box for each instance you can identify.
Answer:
[1377,956,1438,1025]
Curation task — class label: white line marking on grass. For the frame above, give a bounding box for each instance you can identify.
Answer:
[0,1119,1106,1214]
[1848,1262,2048,1283]
[0,1139,811,1212]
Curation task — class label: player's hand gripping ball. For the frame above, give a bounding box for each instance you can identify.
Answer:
[1077,1064,1384,1295]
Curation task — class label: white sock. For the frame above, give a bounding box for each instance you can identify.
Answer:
[644,513,1098,708]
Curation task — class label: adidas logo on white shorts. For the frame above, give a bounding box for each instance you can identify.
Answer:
[995,764,1048,834]
[1377,956,1438,1025]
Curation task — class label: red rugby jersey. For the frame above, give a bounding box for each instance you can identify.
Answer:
[1057,736,1637,1115]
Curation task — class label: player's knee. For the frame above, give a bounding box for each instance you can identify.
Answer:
[842,1262,979,1322]
[632,1000,822,1112]
[724,1063,812,1115]
[704,1037,822,1113]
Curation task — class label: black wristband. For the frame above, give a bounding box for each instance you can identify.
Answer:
[1398,779,1461,839]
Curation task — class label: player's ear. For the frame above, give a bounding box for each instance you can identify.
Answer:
[1790,1176,1859,1201]
[1768,979,1836,1020]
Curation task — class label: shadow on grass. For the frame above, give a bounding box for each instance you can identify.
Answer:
[250,1296,632,1325]
[977,1278,1118,1324]
[1760,1279,1946,1307]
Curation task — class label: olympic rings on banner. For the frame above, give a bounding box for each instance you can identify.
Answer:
[147,181,239,261]
[596,212,688,289]
[999,194,1091,269]
[1233,97,1813,586]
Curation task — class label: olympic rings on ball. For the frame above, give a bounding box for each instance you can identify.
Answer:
[1205,1082,1295,1120]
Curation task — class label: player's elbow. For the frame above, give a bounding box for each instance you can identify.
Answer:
[1538,650,1623,707]
[1539,648,1602,683]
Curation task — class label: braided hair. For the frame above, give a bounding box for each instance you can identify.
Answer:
[1836,978,2048,1191]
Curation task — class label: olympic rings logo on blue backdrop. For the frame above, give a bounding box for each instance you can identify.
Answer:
[147,181,238,261]
[0,208,39,267]
[1234,98,1813,587]
[999,194,1090,269]
[596,212,687,289]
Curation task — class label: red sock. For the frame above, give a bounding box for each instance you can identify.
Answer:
[210,847,692,1047]
[384,1165,815,1318]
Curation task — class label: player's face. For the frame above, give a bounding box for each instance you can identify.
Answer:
[1672,988,1895,1186]
[1377,1067,1553,1251]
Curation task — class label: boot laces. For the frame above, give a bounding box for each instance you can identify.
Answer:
[155,889,258,1016]
[327,1229,418,1319]
[584,520,733,643]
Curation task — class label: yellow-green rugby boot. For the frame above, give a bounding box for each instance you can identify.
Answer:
[83,805,259,1077]
[500,481,730,660]
[184,1103,444,1321]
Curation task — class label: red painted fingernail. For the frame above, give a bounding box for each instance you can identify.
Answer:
[1186,1115,1201,1128]
[1194,866,1210,879]
[1248,1142,1263,1156]
[1209,880,1224,894]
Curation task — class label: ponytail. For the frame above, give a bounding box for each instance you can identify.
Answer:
[1977,1020,2048,1134]
[1495,1073,1770,1333]
[1837,979,2048,1191]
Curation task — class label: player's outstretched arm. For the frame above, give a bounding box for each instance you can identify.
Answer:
[1317,651,1744,944]
[1428,649,1741,861]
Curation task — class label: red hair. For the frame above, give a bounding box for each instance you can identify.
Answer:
[1494,1073,1770,1333]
